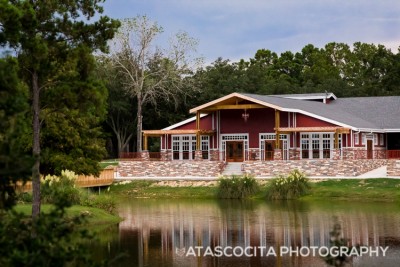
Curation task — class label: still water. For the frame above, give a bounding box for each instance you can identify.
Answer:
[93,199,400,267]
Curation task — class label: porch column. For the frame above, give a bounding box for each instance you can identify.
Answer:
[334,130,338,149]
[275,109,280,149]
[274,110,282,160]
[333,130,340,160]
[143,133,148,151]
[195,111,203,160]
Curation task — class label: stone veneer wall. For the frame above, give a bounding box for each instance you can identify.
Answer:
[243,159,388,177]
[118,159,399,178]
[387,159,400,176]
[118,160,225,178]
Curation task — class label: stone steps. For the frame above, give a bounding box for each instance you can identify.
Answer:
[221,162,244,176]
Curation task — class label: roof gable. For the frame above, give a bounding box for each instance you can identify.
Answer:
[189,92,400,131]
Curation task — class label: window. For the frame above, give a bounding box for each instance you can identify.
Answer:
[374,134,378,146]
[300,133,338,159]
[260,133,289,160]
[201,136,209,159]
[172,135,200,160]
[353,133,359,146]
[361,133,366,145]
[380,134,384,146]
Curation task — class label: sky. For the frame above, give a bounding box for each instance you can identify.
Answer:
[103,0,400,64]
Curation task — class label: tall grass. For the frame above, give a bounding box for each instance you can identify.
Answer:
[217,174,259,199]
[266,169,311,200]
[24,170,117,214]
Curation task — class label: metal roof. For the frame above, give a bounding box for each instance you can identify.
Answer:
[240,93,400,130]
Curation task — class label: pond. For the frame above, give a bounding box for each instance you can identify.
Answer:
[92,199,400,267]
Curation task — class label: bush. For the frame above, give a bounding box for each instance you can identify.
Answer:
[16,192,32,204]
[81,194,116,215]
[266,169,311,200]
[217,174,259,199]
[0,199,98,267]
[41,170,82,206]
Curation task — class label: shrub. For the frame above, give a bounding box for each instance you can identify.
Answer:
[266,169,311,200]
[41,170,82,206]
[81,194,117,215]
[217,174,259,199]
[16,192,32,204]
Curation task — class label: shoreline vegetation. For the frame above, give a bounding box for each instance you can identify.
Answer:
[108,178,400,202]
[14,204,122,225]
[13,175,400,226]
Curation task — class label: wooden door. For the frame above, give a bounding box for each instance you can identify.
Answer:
[265,141,275,160]
[226,141,244,162]
[367,140,373,159]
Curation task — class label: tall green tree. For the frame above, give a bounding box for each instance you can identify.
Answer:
[0,57,32,210]
[40,46,108,175]
[0,0,119,218]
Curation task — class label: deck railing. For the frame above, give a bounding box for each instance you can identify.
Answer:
[119,152,162,160]
[16,167,115,192]
[387,150,400,159]
[118,150,400,161]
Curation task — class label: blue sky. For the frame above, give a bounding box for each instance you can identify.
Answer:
[103,0,400,63]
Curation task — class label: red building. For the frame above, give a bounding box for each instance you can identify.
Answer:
[142,92,400,162]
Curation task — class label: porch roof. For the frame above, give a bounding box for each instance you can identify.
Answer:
[276,127,350,134]
[142,129,215,136]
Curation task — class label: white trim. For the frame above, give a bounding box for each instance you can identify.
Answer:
[220,133,249,161]
[300,132,340,159]
[163,114,208,130]
[188,93,400,132]
[280,93,337,100]
[353,133,359,146]
[190,93,354,129]
[259,133,289,160]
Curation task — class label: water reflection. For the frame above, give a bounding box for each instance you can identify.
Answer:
[97,200,400,267]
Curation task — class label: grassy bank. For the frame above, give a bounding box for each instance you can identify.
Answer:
[304,178,400,201]
[109,178,400,202]
[14,204,122,225]
[109,180,218,199]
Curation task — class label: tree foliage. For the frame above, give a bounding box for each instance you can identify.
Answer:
[105,15,201,152]
[0,57,32,210]
[0,0,119,217]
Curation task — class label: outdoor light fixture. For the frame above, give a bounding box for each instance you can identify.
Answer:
[242,109,249,122]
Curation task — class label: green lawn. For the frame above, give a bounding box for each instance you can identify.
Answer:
[109,180,218,199]
[99,159,119,169]
[14,204,122,225]
[303,178,400,201]
[108,178,400,202]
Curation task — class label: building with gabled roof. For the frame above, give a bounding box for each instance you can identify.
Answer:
[142,92,400,161]
[118,92,400,179]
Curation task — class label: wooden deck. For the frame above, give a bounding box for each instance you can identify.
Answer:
[16,166,115,192]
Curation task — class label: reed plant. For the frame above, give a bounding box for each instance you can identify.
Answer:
[217,174,259,199]
[266,169,311,200]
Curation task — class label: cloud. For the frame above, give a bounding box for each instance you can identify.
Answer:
[103,0,400,63]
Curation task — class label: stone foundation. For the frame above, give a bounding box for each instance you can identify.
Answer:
[387,159,400,176]
[118,160,225,178]
[243,159,387,177]
[117,158,397,179]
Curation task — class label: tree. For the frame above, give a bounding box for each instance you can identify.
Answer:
[96,57,137,157]
[0,57,32,210]
[0,0,119,219]
[106,15,201,152]
[39,47,108,176]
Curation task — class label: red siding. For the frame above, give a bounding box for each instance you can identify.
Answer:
[220,108,288,148]
[296,113,335,127]
[175,114,213,130]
